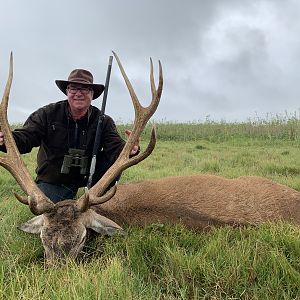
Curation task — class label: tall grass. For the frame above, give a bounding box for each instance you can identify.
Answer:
[2,116,300,299]
[118,111,300,142]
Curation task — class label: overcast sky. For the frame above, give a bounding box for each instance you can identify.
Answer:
[0,0,300,124]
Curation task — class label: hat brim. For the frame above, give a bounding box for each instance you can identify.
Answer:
[55,80,105,100]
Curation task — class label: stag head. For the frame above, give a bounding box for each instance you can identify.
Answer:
[0,52,163,264]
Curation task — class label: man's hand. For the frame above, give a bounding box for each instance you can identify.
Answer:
[0,131,4,146]
[125,129,140,155]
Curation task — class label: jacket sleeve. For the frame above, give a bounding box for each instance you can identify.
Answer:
[0,107,47,154]
[101,116,126,163]
[101,116,141,164]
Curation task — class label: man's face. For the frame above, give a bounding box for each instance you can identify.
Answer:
[67,84,94,112]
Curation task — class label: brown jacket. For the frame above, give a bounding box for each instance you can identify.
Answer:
[0,100,125,186]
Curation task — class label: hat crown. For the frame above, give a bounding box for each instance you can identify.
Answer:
[68,69,94,85]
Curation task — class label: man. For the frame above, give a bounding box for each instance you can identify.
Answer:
[0,69,139,203]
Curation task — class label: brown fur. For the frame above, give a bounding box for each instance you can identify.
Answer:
[92,174,300,228]
[19,173,300,264]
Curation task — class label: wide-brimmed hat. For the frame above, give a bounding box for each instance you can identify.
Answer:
[55,69,105,100]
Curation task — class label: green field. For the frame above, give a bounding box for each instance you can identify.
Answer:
[1,120,300,299]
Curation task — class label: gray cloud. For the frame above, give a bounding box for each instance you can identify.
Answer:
[0,0,300,123]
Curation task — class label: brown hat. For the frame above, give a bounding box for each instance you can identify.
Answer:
[55,69,105,100]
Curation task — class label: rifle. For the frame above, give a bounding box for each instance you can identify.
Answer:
[86,55,113,189]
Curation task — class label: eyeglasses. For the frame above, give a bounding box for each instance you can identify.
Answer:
[67,86,92,94]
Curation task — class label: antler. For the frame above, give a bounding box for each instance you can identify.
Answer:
[77,51,163,206]
[0,53,54,214]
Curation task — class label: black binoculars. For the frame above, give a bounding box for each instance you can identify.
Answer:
[60,148,89,175]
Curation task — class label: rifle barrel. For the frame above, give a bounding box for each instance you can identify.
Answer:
[87,55,113,189]
[101,55,113,114]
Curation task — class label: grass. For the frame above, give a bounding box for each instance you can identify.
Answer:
[1,119,300,299]
[1,223,300,299]
[118,111,300,142]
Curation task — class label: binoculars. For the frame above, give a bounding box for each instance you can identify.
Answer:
[60,148,89,175]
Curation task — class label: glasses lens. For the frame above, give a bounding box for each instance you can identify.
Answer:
[68,87,91,94]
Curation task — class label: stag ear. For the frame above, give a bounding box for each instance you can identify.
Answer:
[83,210,124,236]
[18,215,44,234]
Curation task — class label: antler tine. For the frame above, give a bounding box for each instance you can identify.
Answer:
[112,51,162,158]
[1,53,13,119]
[150,58,156,97]
[0,53,54,214]
[112,51,140,117]
[77,52,163,206]
[150,58,163,111]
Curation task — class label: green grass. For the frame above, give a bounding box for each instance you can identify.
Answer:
[118,111,300,142]
[1,120,300,299]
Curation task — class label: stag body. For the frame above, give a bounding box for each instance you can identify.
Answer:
[94,174,300,228]
[20,173,300,262]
